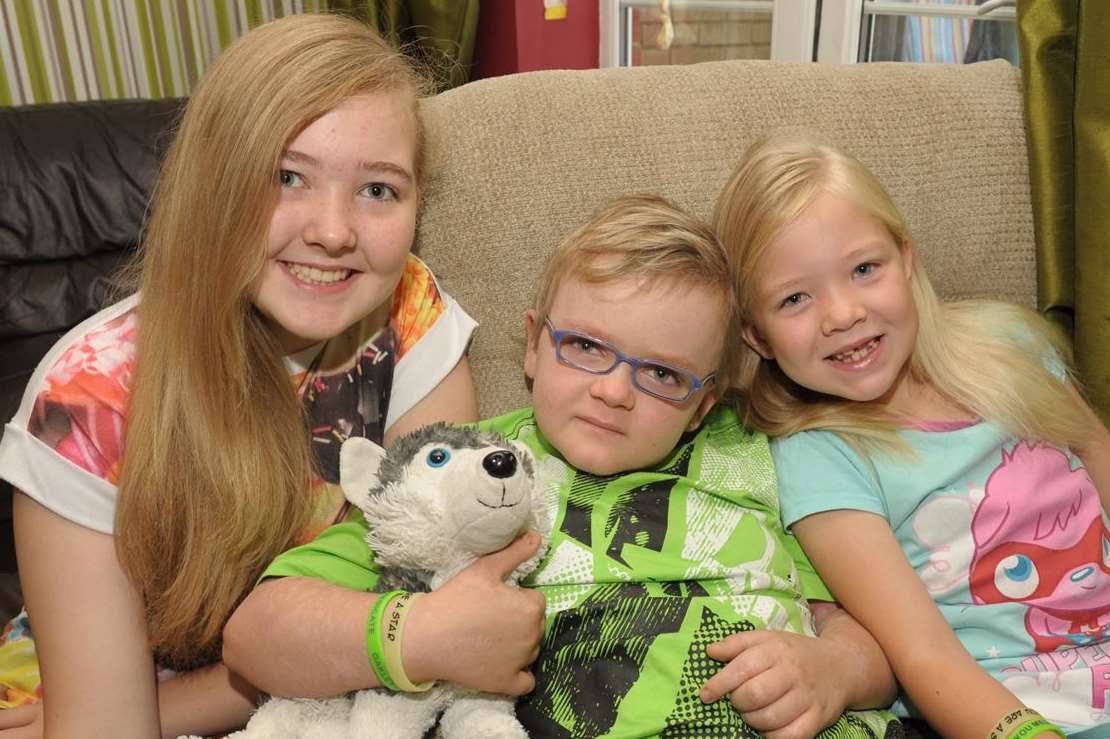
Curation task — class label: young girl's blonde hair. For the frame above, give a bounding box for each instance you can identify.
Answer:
[530,193,738,387]
[116,13,428,670]
[713,132,1089,453]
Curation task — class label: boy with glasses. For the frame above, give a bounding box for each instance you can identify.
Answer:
[492,194,898,738]
[230,195,901,738]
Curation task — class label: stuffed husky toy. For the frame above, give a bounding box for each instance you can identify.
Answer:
[213,423,550,739]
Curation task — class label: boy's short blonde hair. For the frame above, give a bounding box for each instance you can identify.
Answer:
[530,194,737,387]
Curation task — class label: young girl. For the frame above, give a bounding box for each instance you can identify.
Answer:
[0,14,543,739]
[714,132,1110,739]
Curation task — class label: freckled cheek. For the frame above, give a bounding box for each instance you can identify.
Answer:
[359,216,416,270]
[265,208,301,258]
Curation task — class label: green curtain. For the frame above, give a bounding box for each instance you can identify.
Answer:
[328,0,480,90]
[1017,1,1110,422]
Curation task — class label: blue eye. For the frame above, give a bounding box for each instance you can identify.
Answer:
[994,554,1039,599]
[426,448,451,467]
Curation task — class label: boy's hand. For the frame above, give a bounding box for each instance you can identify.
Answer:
[699,629,848,739]
[405,531,547,696]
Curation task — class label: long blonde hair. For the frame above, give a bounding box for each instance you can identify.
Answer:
[530,194,738,386]
[116,13,428,670]
[713,132,1090,453]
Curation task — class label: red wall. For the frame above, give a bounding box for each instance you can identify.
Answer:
[472,0,600,80]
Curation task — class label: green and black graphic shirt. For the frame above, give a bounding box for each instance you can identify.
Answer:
[477,405,900,739]
[263,404,900,738]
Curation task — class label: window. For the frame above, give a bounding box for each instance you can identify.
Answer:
[600,0,1018,67]
[824,0,1019,65]
[600,1,777,67]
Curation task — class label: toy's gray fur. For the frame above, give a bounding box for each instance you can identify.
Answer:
[226,423,549,739]
[362,422,535,593]
[374,422,520,492]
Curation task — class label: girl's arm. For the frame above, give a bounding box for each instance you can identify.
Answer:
[792,509,1038,739]
[14,495,261,739]
[810,601,898,708]
[156,662,257,739]
[14,493,160,739]
[222,533,546,698]
[383,356,479,445]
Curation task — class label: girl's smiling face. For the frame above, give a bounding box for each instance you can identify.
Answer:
[742,191,925,414]
[253,92,419,353]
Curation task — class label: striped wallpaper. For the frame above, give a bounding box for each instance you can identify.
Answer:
[0,0,326,106]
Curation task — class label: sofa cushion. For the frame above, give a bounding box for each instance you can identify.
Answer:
[416,59,1034,417]
[0,98,184,423]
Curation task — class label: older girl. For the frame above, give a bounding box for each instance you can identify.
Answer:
[0,14,542,739]
[714,132,1110,738]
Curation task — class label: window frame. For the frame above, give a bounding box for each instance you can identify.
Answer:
[600,0,1017,68]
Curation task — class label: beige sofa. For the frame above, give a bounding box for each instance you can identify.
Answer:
[415,59,1033,416]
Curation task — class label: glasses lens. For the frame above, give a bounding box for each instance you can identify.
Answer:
[635,363,694,401]
[556,333,616,372]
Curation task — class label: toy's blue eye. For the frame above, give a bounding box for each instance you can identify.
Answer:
[426,448,451,467]
[994,554,1039,600]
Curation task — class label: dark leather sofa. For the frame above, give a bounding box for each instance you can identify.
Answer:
[0,98,184,579]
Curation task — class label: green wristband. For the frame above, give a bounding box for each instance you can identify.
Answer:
[366,589,405,691]
[1007,719,1065,739]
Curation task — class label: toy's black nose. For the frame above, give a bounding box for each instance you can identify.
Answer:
[482,451,517,478]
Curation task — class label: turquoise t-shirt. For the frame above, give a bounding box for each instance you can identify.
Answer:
[773,421,1110,735]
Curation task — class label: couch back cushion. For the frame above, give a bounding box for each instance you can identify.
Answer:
[416,59,1034,417]
[0,99,183,422]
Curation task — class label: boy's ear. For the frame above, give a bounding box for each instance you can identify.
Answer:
[523,309,539,380]
[686,388,719,432]
[741,323,775,360]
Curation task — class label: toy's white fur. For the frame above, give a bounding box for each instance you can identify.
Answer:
[209,425,550,739]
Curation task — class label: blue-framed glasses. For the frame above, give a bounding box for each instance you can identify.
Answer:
[544,319,716,403]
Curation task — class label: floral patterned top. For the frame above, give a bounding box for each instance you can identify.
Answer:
[0,253,476,540]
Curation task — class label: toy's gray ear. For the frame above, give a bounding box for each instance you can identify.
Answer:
[340,437,389,510]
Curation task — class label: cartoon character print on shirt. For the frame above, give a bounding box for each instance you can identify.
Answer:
[910,442,1110,727]
[912,489,982,596]
[967,443,1110,652]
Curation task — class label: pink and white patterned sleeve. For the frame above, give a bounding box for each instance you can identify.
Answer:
[0,297,139,534]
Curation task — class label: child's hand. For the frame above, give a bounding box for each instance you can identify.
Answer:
[0,702,43,739]
[699,629,848,739]
[407,531,547,695]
